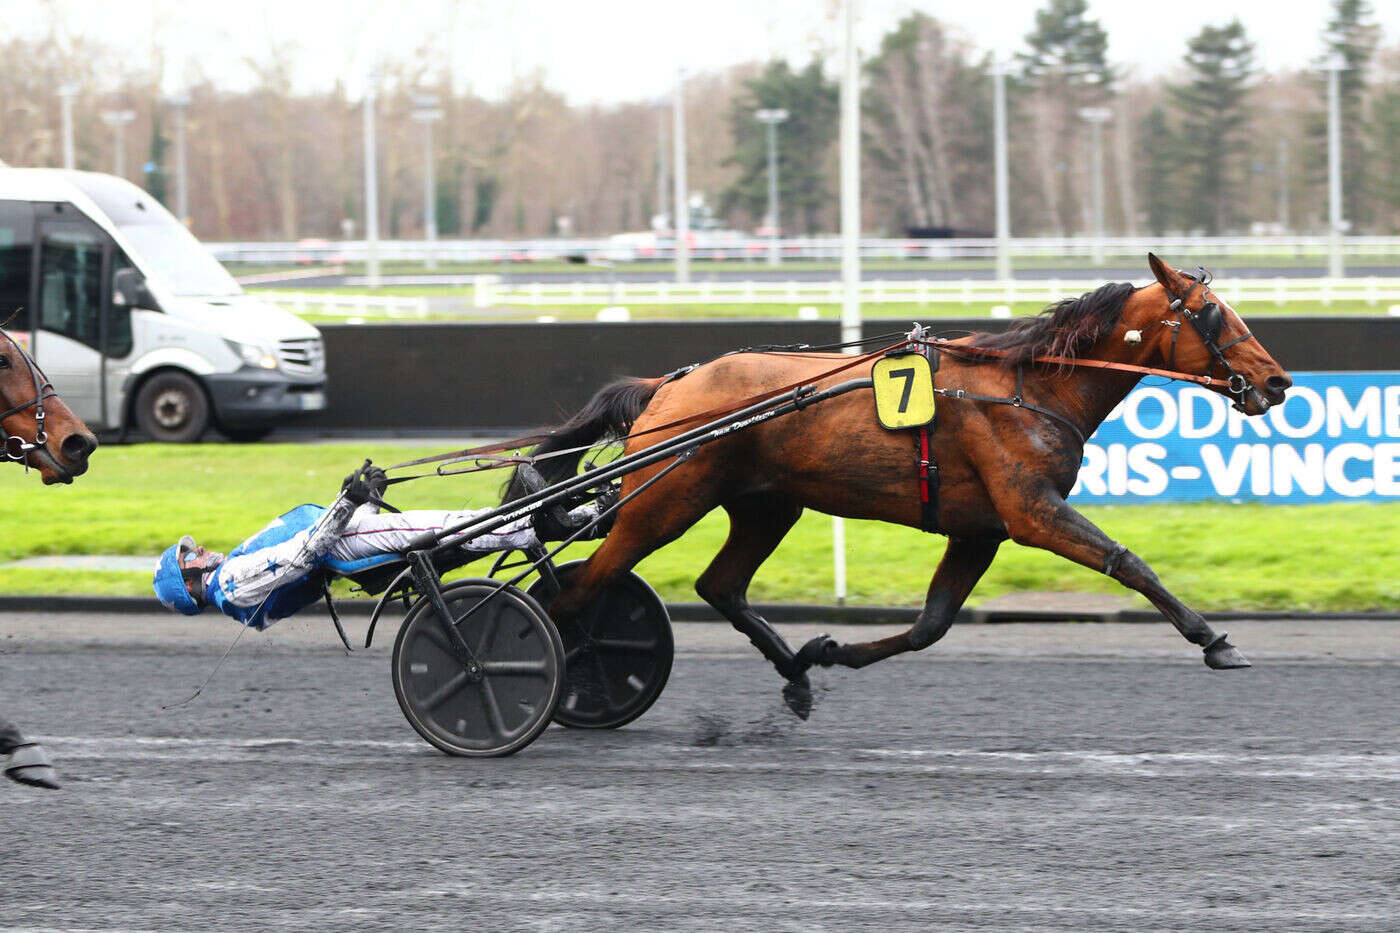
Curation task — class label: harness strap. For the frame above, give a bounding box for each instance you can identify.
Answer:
[917,340,941,534]
[928,339,1233,389]
[934,385,1087,447]
[389,344,900,474]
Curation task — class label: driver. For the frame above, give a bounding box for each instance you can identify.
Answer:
[152,462,606,630]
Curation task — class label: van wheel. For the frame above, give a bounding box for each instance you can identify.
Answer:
[134,372,210,443]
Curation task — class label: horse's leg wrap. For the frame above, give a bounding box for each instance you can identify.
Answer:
[1103,543,1128,577]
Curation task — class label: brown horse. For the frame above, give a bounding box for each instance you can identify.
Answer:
[2,326,96,788]
[1,328,97,484]
[512,255,1292,717]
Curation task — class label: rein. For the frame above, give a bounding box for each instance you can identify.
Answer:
[0,328,56,465]
[387,344,900,479]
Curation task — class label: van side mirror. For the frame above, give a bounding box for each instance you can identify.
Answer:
[113,267,159,312]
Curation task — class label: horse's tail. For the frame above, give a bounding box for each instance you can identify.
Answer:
[503,376,665,502]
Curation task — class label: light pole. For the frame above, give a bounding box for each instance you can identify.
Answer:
[755,108,788,266]
[654,101,667,228]
[835,0,862,605]
[672,68,690,283]
[362,71,380,288]
[58,84,78,170]
[100,109,135,178]
[1079,106,1111,266]
[411,96,444,270]
[167,93,191,224]
[1321,53,1347,279]
[990,59,1012,283]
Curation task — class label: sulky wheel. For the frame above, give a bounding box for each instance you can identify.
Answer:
[392,579,564,757]
[526,560,673,730]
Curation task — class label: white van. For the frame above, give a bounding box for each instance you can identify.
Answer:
[0,169,325,441]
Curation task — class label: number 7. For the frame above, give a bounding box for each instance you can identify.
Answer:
[888,367,916,412]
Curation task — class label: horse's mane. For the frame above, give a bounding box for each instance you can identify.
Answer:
[965,281,1137,367]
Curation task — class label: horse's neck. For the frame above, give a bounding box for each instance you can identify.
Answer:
[1057,336,1153,434]
[1072,369,1143,433]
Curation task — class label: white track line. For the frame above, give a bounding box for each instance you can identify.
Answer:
[33,734,1400,781]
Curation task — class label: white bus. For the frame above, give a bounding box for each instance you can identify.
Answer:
[0,169,325,441]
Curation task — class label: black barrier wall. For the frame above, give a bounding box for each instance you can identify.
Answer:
[302,317,1400,431]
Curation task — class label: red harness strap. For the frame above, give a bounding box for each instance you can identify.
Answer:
[916,342,941,534]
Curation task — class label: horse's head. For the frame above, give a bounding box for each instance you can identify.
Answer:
[1120,253,1291,415]
[1,330,98,484]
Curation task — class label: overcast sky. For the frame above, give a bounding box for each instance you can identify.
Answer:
[9,0,1398,102]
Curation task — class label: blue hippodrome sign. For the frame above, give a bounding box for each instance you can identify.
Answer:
[1071,372,1400,503]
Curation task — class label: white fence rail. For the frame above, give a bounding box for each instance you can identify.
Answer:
[209,235,1400,266]
[262,292,429,318]
[482,277,1400,308]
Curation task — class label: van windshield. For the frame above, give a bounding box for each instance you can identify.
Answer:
[69,174,243,297]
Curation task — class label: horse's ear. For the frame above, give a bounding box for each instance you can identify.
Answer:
[1147,252,1185,292]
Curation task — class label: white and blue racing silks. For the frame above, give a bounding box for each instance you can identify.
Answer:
[205,496,358,630]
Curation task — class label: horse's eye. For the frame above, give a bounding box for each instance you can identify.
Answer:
[0,354,11,369]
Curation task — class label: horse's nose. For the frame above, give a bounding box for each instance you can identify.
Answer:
[1265,374,1292,403]
[60,431,98,465]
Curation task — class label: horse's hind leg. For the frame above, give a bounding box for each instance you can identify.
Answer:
[693,497,812,716]
[796,536,1002,672]
[545,486,715,625]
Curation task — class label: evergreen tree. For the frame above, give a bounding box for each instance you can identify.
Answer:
[1316,0,1381,229]
[1019,0,1114,235]
[1137,105,1181,235]
[720,60,838,234]
[1371,81,1400,229]
[1169,20,1255,233]
[1020,0,1112,90]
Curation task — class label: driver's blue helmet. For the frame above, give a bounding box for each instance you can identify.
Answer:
[153,535,204,615]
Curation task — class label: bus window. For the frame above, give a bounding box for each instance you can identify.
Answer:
[37,224,103,350]
[107,250,136,358]
[0,200,33,329]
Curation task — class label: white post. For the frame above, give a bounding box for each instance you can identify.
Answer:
[168,94,191,224]
[412,97,444,270]
[1322,54,1346,280]
[101,109,135,178]
[1079,107,1111,266]
[58,85,77,170]
[363,71,381,288]
[756,108,788,267]
[991,60,1011,283]
[673,69,690,284]
[835,0,862,606]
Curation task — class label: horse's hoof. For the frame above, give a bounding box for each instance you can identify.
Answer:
[1203,633,1251,670]
[795,634,838,669]
[782,679,813,721]
[4,743,60,790]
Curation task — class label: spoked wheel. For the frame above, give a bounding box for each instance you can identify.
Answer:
[392,580,564,757]
[526,560,673,730]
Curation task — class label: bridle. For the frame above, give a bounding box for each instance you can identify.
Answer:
[1160,265,1258,411]
[0,327,58,465]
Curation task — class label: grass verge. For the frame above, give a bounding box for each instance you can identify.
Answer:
[2,443,1394,611]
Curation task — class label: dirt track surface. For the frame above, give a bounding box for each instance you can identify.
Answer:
[3,613,1398,931]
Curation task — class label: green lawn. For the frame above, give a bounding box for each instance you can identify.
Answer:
[2,443,1395,611]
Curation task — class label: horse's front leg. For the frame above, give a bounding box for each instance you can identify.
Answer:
[991,484,1249,669]
[795,536,1002,672]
